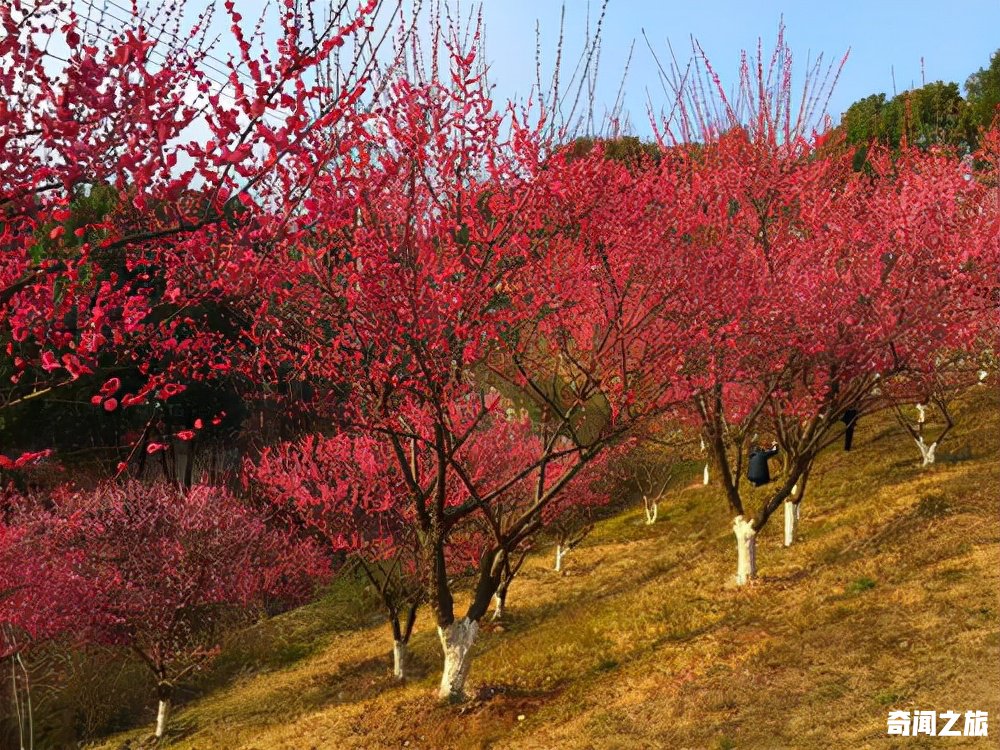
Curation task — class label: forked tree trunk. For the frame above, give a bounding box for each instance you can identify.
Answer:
[733,515,757,585]
[489,549,526,623]
[438,618,478,701]
[915,437,938,466]
[643,495,658,524]
[897,399,952,467]
[783,499,800,547]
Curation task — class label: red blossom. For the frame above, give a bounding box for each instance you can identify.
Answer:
[100,377,121,396]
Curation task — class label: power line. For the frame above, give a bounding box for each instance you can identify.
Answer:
[99,0,256,86]
[78,0,255,92]
[23,0,289,126]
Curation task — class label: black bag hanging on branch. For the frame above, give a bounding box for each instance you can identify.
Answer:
[747,444,779,487]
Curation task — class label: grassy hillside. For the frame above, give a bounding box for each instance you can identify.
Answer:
[93,387,1000,750]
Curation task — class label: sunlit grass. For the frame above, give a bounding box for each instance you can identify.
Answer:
[90,387,999,749]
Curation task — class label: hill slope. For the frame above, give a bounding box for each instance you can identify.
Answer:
[94,387,1000,750]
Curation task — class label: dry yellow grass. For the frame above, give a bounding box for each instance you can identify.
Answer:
[92,387,1000,750]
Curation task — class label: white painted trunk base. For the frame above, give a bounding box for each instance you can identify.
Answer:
[491,593,505,621]
[915,403,927,424]
[915,437,937,466]
[733,515,757,586]
[155,698,170,739]
[392,640,409,681]
[554,544,567,572]
[643,498,658,525]
[438,618,478,701]
[783,500,800,547]
[703,462,710,486]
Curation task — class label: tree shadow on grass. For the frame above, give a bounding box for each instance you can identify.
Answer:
[479,554,689,643]
[189,650,399,735]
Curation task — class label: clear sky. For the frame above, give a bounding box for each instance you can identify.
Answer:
[478,0,1000,134]
[57,0,1000,138]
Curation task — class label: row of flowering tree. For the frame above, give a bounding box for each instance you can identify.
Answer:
[237,29,688,696]
[2,0,998,738]
[615,32,1000,583]
[0,0,394,741]
[234,27,999,698]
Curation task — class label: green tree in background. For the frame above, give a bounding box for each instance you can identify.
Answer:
[836,48,1000,168]
[837,81,975,166]
[966,49,1000,128]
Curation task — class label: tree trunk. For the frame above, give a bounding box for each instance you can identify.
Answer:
[554,544,567,572]
[392,639,409,681]
[643,496,657,524]
[491,585,507,622]
[703,462,710,486]
[155,698,171,740]
[916,437,937,466]
[437,618,478,701]
[733,515,757,586]
[783,500,800,547]
[173,438,192,489]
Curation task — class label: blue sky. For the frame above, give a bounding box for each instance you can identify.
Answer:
[57,0,1000,139]
[478,0,1000,134]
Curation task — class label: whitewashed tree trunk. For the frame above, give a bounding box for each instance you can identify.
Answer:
[700,437,709,485]
[978,369,988,384]
[438,618,478,701]
[155,698,171,739]
[915,437,938,466]
[491,592,505,621]
[643,496,657,525]
[172,438,191,486]
[915,403,927,425]
[732,515,757,586]
[554,544,567,572]
[783,500,800,547]
[392,640,409,681]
